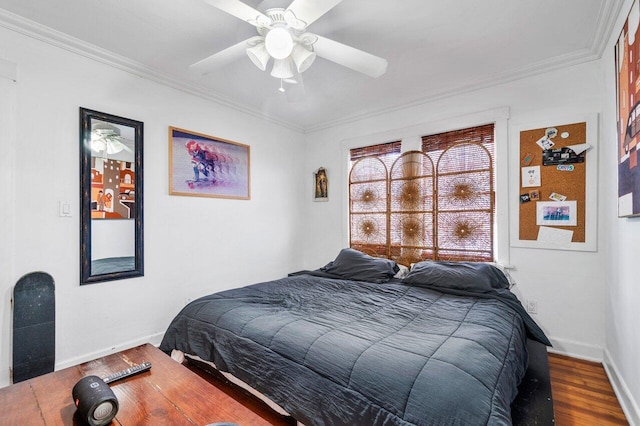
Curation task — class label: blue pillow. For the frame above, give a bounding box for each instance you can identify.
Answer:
[402,261,510,292]
[321,248,399,283]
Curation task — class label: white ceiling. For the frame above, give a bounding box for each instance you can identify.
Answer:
[0,0,623,132]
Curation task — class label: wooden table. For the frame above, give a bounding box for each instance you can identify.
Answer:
[0,343,287,425]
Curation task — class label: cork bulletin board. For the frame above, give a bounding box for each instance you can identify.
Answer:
[510,114,598,252]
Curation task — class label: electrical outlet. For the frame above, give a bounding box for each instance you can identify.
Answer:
[526,299,538,315]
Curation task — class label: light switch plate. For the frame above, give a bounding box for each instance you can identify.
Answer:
[59,201,71,217]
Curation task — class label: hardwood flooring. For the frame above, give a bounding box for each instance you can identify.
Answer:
[549,352,628,425]
[186,353,629,425]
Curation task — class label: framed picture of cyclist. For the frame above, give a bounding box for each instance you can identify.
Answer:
[169,127,250,200]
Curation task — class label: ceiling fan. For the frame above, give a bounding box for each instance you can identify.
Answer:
[91,122,133,156]
[191,0,388,91]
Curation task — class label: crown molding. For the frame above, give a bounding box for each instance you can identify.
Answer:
[591,0,626,58]
[0,1,623,135]
[300,0,626,133]
[0,8,305,133]
[305,47,600,133]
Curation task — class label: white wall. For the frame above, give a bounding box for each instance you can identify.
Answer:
[0,27,306,387]
[2,11,638,423]
[302,61,607,360]
[601,0,640,423]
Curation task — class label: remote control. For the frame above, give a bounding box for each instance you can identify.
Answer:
[102,361,152,384]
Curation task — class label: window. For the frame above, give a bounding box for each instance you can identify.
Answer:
[349,124,495,265]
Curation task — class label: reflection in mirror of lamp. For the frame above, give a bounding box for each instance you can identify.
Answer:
[90,119,136,220]
[90,120,135,160]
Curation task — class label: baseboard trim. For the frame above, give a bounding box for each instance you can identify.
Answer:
[55,332,165,372]
[603,349,640,426]
[546,336,603,362]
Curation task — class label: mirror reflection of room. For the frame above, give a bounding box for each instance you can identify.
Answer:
[88,118,136,275]
[90,119,135,219]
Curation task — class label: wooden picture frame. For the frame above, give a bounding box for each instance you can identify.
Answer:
[169,127,250,199]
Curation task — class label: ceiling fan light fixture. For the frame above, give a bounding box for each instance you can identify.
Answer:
[90,139,106,153]
[291,43,316,73]
[246,42,270,71]
[196,0,389,94]
[270,58,294,79]
[265,27,294,59]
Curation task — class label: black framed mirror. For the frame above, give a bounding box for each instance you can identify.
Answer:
[80,108,143,284]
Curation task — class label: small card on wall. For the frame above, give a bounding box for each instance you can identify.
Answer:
[536,136,555,150]
[521,166,541,187]
[549,192,567,201]
[537,226,574,247]
[521,152,535,166]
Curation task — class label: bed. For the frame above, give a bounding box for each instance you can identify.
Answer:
[160,249,551,425]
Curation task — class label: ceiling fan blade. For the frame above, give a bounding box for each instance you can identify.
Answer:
[286,0,343,27]
[106,140,133,155]
[204,0,271,26]
[190,39,251,74]
[313,35,388,78]
[113,137,134,152]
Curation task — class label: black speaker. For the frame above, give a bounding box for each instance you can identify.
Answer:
[72,375,119,426]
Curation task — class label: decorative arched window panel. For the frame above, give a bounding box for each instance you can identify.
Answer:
[389,151,435,266]
[436,142,494,261]
[348,124,495,265]
[349,156,389,257]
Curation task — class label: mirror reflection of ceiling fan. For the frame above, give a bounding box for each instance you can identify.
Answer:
[91,122,133,156]
[191,0,388,92]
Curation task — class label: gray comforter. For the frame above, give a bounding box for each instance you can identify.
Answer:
[160,273,541,425]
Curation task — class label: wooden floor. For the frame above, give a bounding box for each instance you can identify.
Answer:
[549,352,628,425]
[187,353,629,425]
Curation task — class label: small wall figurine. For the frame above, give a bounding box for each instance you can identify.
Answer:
[314,167,328,201]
